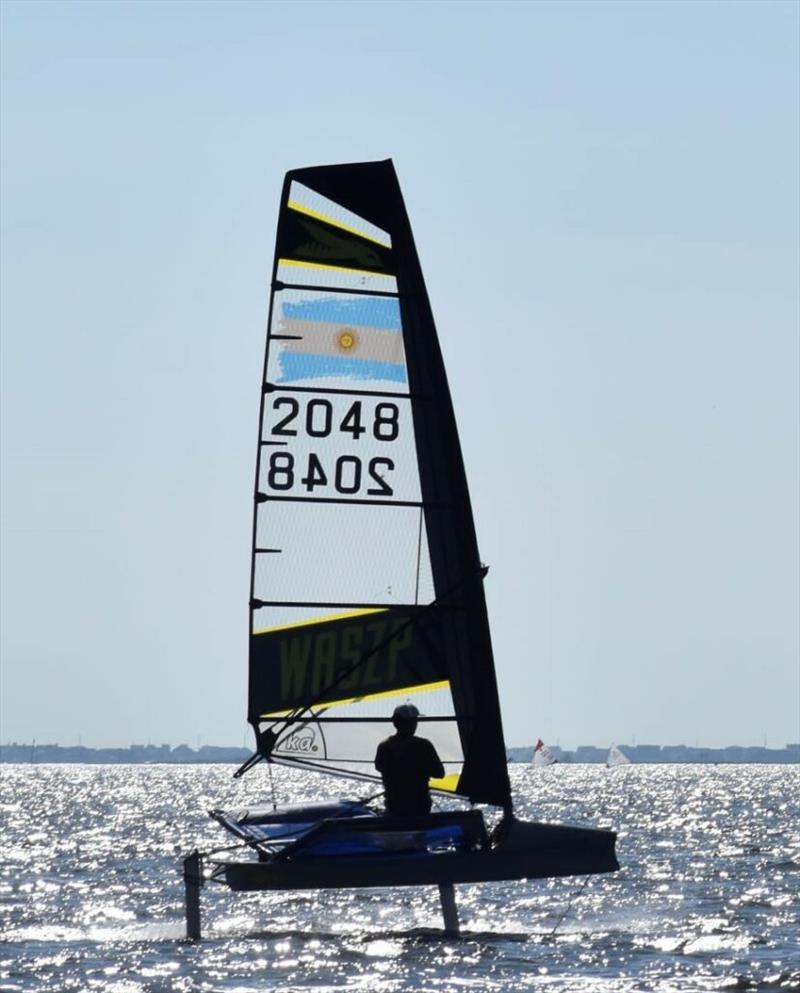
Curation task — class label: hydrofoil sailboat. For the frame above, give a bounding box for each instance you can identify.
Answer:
[182,160,618,938]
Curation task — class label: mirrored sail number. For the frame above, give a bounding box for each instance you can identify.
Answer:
[267,452,394,496]
[270,398,399,442]
[264,397,403,499]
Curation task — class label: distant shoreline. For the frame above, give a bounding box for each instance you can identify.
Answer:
[2,742,798,765]
[510,744,800,764]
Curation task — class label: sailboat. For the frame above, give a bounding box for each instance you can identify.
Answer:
[182,160,618,937]
[532,739,559,767]
[606,744,632,767]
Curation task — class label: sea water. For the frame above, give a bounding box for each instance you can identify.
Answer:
[0,763,798,992]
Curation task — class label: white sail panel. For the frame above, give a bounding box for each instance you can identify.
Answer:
[276,260,398,295]
[254,503,433,606]
[267,289,407,392]
[264,682,464,791]
[268,685,462,759]
[259,397,419,504]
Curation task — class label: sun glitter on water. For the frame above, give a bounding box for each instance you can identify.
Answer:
[2,764,799,993]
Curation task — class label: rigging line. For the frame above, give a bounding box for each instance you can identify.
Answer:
[414,505,424,606]
[202,838,259,858]
[546,875,591,939]
[256,494,445,509]
[205,823,307,860]
[357,790,385,806]
[271,755,383,785]
[263,566,484,752]
[270,755,470,801]
[233,750,264,779]
[268,759,278,810]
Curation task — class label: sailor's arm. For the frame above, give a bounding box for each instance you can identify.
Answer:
[426,741,445,779]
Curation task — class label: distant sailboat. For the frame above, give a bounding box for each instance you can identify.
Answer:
[606,744,631,767]
[532,739,558,767]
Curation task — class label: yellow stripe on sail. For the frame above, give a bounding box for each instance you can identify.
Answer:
[278,257,395,280]
[429,773,461,793]
[253,607,386,637]
[287,200,391,249]
[260,679,450,719]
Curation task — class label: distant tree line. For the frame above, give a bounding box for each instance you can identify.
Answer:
[507,742,800,764]
[0,742,251,764]
[2,741,798,764]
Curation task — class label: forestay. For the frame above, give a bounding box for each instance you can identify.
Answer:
[248,161,511,811]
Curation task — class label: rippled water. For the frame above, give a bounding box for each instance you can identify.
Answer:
[1,763,798,992]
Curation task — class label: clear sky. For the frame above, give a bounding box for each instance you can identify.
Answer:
[1,0,798,752]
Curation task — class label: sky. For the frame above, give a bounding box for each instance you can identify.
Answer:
[1,0,798,752]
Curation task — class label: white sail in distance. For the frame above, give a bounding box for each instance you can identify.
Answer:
[532,739,558,767]
[606,744,631,767]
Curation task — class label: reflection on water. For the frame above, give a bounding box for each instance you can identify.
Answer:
[1,764,798,991]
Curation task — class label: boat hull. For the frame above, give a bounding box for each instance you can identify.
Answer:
[220,819,618,892]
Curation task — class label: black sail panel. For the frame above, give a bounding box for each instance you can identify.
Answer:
[248,160,512,810]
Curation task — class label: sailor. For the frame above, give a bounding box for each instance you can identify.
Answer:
[374,703,445,816]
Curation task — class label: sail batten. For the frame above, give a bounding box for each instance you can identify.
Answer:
[265,716,462,724]
[266,384,418,400]
[248,160,512,810]
[252,600,437,610]
[274,285,402,300]
[257,495,443,509]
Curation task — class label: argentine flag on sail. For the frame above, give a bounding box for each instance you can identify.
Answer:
[276,296,407,385]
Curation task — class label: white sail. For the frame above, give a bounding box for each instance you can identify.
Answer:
[245,160,512,809]
[532,738,558,767]
[606,744,631,767]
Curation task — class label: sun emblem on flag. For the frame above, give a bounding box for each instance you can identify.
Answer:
[337,328,358,352]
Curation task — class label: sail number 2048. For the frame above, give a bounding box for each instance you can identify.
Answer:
[266,398,400,497]
[271,398,399,441]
